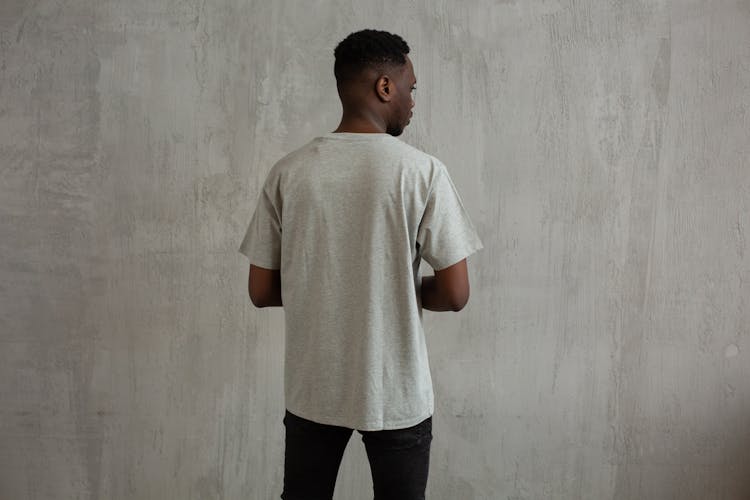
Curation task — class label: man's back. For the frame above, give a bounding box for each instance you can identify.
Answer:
[239,131,483,430]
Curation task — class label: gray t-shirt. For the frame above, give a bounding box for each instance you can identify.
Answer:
[239,131,484,430]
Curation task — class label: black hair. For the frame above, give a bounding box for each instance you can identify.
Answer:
[333,29,410,84]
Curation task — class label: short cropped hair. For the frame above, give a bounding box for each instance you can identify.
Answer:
[333,29,410,84]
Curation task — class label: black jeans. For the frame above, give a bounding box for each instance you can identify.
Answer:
[281,409,432,500]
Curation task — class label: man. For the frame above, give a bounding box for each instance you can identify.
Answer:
[239,29,483,500]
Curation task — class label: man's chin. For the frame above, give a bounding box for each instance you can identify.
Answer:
[387,125,406,136]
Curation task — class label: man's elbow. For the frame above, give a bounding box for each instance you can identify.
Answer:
[450,291,470,312]
[248,288,268,308]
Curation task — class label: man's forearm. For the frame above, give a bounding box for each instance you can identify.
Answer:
[420,275,459,311]
[261,290,283,307]
[256,271,283,307]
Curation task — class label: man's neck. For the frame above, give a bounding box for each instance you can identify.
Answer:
[334,111,387,134]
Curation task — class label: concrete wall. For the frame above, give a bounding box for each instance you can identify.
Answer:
[1,0,748,498]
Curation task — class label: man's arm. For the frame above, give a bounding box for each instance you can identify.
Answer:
[421,258,470,312]
[248,264,283,307]
[248,257,469,310]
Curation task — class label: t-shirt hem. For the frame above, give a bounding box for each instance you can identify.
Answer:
[285,405,434,432]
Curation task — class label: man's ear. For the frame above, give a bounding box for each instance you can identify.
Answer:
[375,75,392,102]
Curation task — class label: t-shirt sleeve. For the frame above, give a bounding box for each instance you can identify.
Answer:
[416,163,484,270]
[238,184,282,269]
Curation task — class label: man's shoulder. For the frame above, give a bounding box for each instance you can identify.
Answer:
[385,136,432,158]
[382,137,445,175]
[268,135,444,176]
[276,138,318,165]
[263,138,320,180]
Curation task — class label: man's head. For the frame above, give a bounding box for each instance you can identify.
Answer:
[333,29,416,136]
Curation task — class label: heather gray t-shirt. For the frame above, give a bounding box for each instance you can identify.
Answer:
[239,132,484,430]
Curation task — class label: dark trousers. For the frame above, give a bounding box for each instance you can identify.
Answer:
[281,409,433,500]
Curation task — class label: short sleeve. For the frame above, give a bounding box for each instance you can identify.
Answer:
[238,185,282,269]
[416,163,484,270]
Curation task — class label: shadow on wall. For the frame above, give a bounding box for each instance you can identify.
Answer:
[614,411,750,500]
[712,414,750,500]
[684,409,750,500]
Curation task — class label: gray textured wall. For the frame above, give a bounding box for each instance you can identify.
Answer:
[1,0,749,499]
